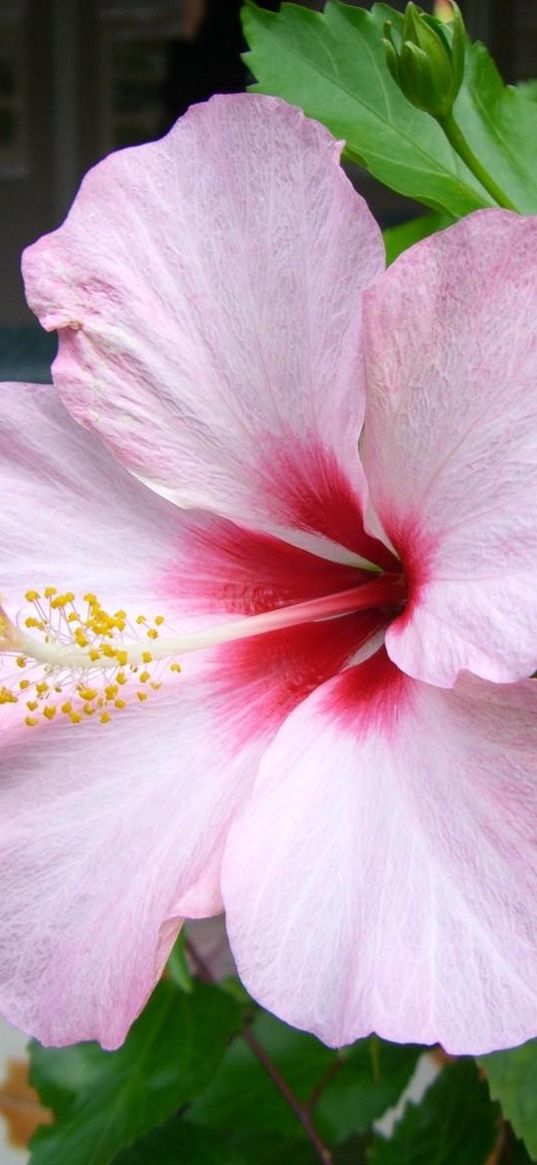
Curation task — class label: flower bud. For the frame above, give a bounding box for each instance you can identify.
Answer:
[433,0,456,21]
[383,1,465,120]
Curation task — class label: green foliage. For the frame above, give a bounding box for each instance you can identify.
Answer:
[480,1040,537,1160]
[166,929,193,992]
[228,1130,319,1165]
[517,79,537,103]
[383,210,451,263]
[28,980,241,1165]
[189,1011,420,1145]
[188,1011,333,1137]
[242,1,537,216]
[112,1116,246,1165]
[114,1116,322,1165]
[334,1134,370,1164]
[453,40,537,212]
[508,1136,537,1165]
[315,1035,422,1142]
[367,1059,499,1164]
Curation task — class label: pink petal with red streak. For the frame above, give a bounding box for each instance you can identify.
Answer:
[223,649,537,1053]
[363,210,537,685]
[23,94,384,559]
[0,382,388,1046]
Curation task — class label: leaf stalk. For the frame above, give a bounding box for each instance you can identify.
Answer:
[438,111,518,210]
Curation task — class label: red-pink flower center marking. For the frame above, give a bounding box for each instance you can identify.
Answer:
[0,565,406,729]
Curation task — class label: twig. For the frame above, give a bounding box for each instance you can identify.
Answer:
[307,1056,345,1113]
[241,1024,334,1164]
[185,936,334,1165]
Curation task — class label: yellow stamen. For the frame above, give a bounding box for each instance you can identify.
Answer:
[77,687,98,702]
[1,586,192,730]
[0,687,17,704]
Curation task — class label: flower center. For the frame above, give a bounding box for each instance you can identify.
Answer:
[0,574,405,728]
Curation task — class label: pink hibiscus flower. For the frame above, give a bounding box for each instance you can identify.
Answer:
[1,95,537,1055]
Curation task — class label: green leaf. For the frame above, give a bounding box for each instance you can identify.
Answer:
[517,79,537,104]
[505,1134,537,1165]
[189,1011,333,1138]
[368,1059,499,1164]
[190,1008,420,1145]
[29,979,241,1165]
[334,1134,369,1164]
[316,1036,422,1142]
[383,211,451,264]
[112,1116,246,1165]
[242,2,537,216]
[112,1115,319,1165]
[242,1,492,217]
[166,930,193,993]
[480,1039,537,1160]
[230,1130,318,1165]
[454,41,537,213]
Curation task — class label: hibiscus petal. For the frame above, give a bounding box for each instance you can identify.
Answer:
[362,210,537,685]
[0,608,382,1048]
[23,94,384,559]
[0,382,188,605]
[0,681,262,1048]
[1,381,373,619]
[222,650,537,1054]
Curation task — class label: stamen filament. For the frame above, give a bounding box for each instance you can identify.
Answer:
[15,577,404,672]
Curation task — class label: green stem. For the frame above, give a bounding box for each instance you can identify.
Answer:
[438,111,518,211]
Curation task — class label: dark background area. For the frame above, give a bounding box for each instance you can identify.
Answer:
[0,0,533,378]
